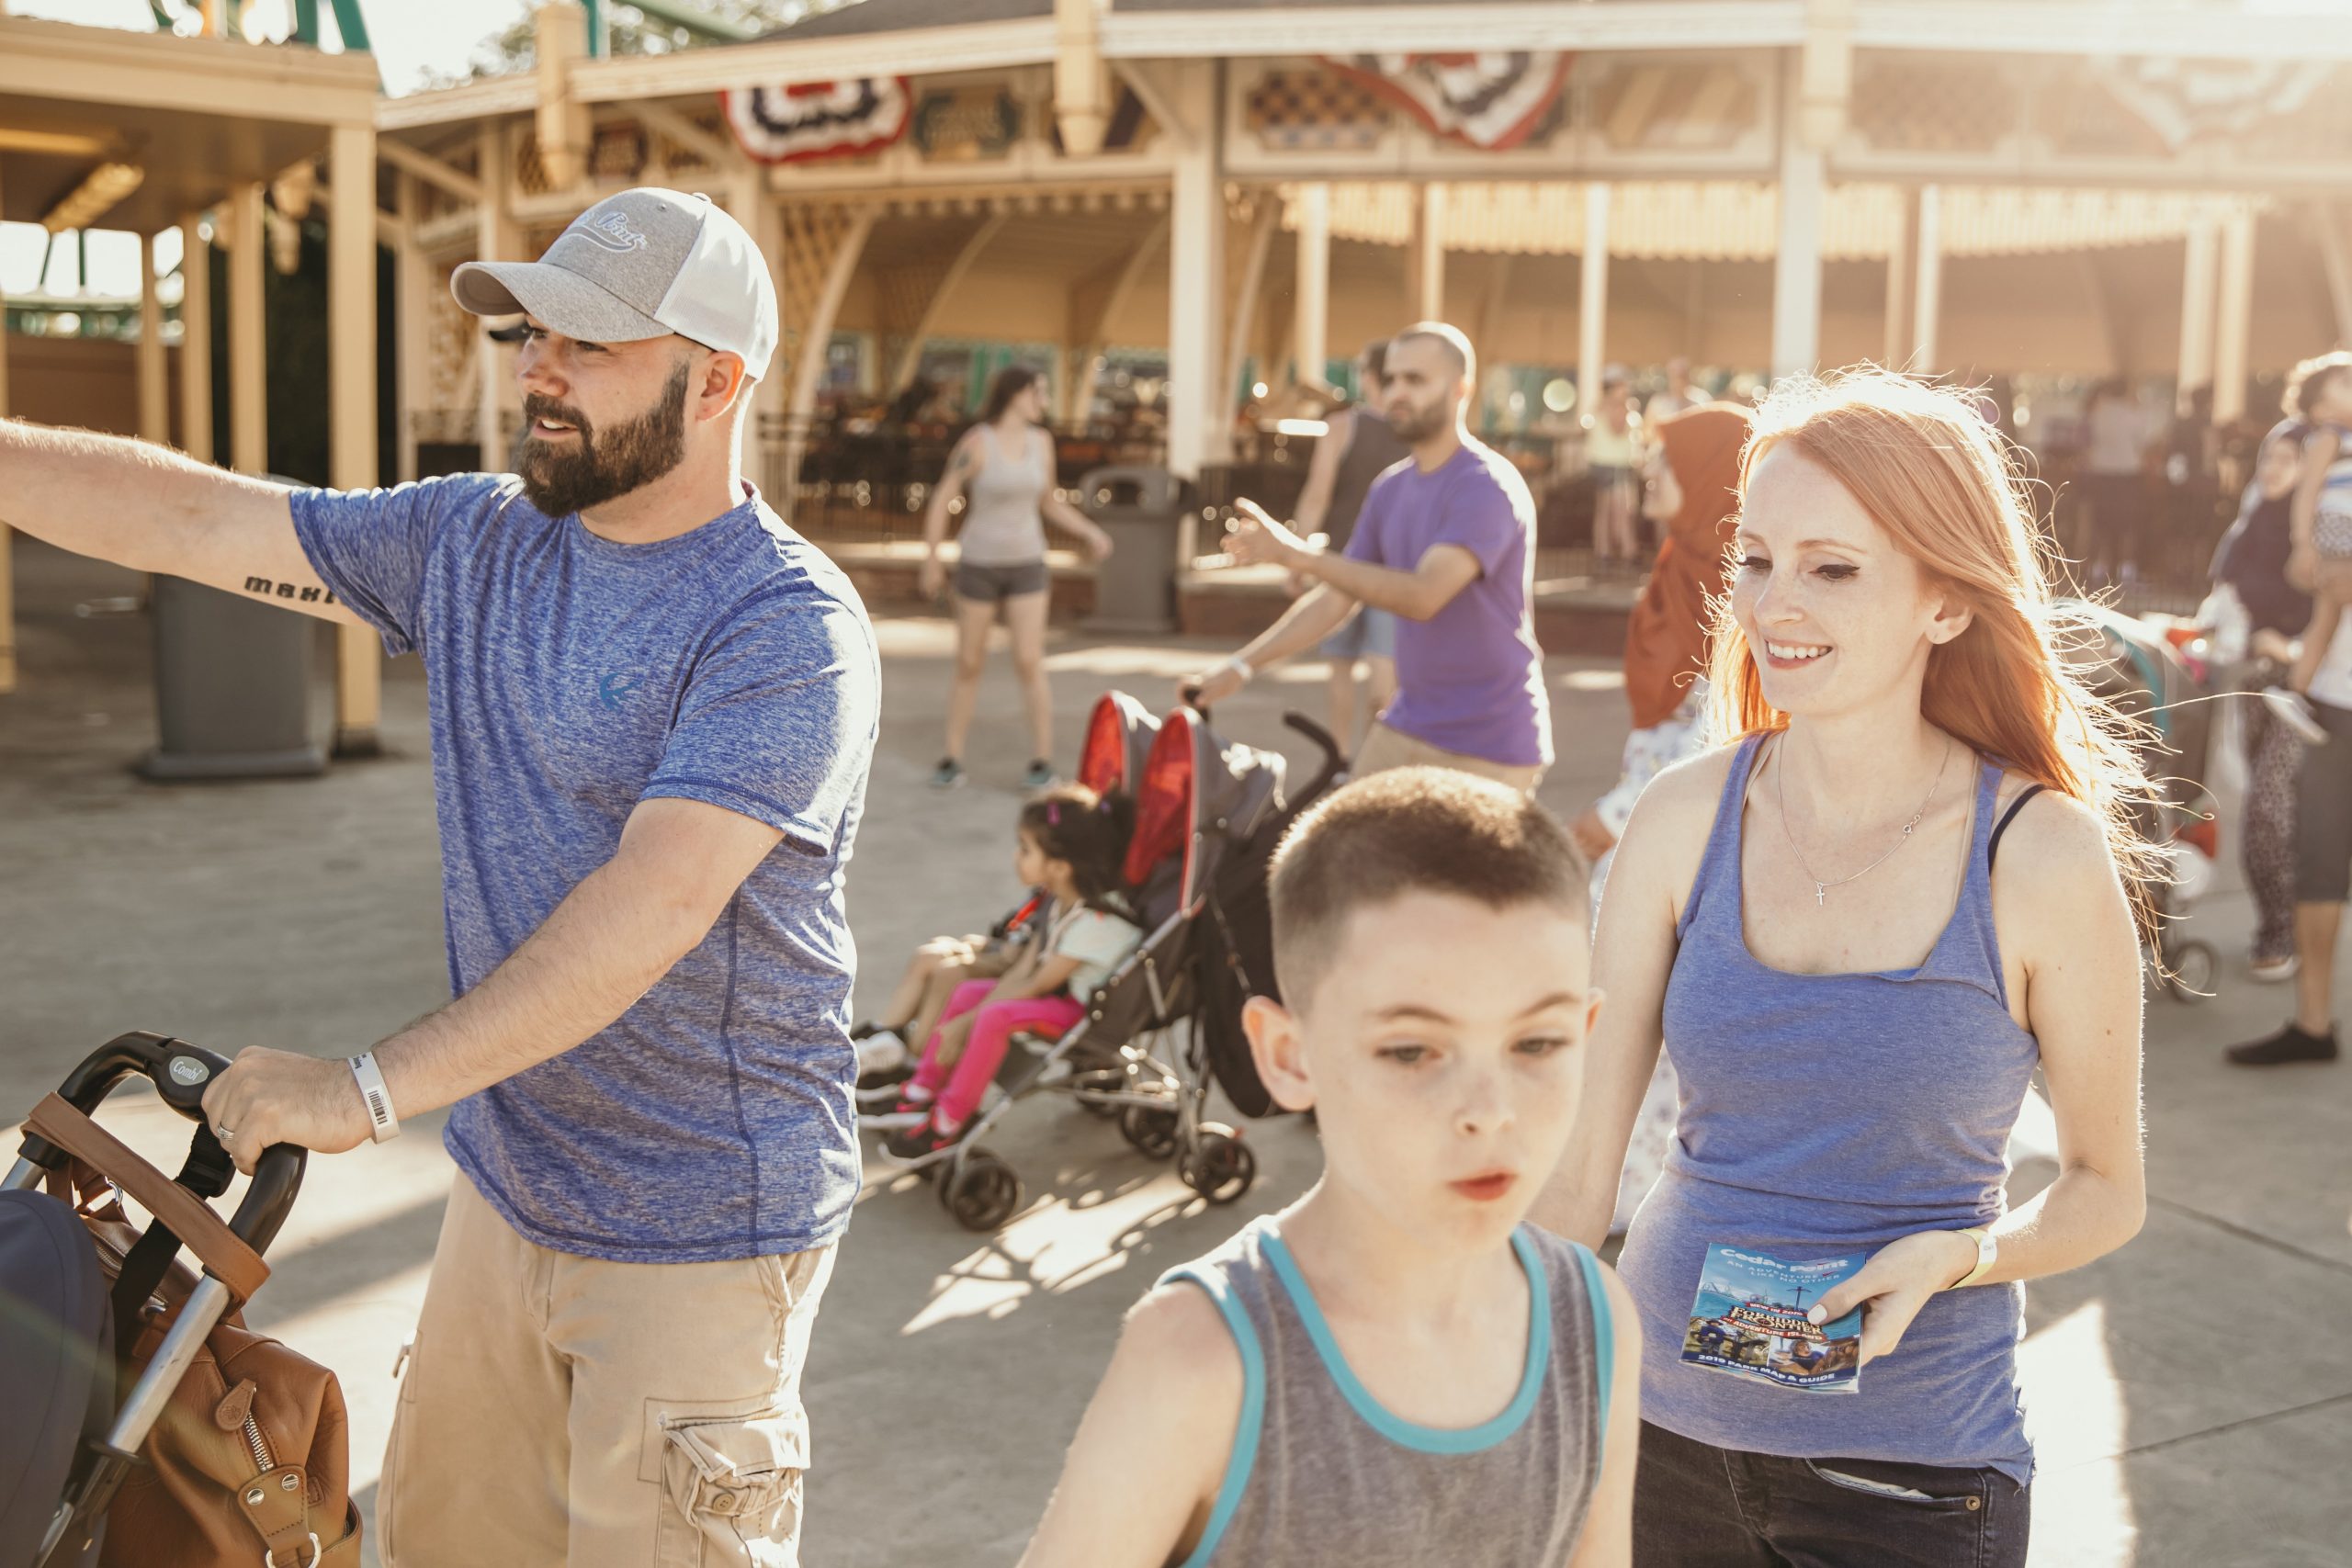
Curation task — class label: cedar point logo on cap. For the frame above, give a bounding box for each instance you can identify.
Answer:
[575,210,649,254]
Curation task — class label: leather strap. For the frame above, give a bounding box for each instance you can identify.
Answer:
[235,1465,318,1567]
[111,1128,237,1351]
[22,1094,270,1303]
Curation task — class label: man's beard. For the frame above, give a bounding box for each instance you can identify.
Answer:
[1386,396,1450,443]
[514,363,690,517]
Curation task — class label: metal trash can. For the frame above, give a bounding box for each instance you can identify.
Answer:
[1080,465,1184,635]
[141,498,327,780]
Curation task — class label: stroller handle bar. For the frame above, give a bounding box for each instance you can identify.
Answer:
[8,1032,305,1259]
[1280,711,1347,801]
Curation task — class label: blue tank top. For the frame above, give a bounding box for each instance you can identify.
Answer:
[1616,733,2041,1483]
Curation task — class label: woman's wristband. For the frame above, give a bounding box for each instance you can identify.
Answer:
[1222,654,1256,685]
[1946,1226,1996,1290]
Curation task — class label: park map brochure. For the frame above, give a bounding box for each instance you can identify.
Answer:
[1682,1244,1866,1393]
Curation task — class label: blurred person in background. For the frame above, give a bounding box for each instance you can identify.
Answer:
[1568,400,1754,1235]
[2208,422,2315,983]
[1286,339,1414,746]
[1589,372,1645,564]
[920,367,1114,792]
[1645,356,1705,423]
[2082,378,2155,585]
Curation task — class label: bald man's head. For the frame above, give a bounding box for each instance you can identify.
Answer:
[1382,323,1477,444]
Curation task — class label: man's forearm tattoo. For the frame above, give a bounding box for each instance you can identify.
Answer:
[243,574,338,606]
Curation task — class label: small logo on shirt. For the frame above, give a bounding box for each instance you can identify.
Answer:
[598,673,646,709]
[574,211,649,254]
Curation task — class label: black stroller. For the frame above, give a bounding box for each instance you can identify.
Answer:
[893,692,1345,1231]
[1,1035,306,1567]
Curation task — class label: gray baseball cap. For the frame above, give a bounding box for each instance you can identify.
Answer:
[452,187,778,380]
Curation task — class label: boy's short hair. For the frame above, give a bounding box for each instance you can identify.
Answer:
[1268,768,1588,1007]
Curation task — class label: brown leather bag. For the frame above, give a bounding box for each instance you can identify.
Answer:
[28,1095,362,1568]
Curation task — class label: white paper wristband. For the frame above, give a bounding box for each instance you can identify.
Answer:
[1224,655,1256,684]
[349,1052,401,1144]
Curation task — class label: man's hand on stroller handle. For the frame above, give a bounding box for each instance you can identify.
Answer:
[200,1048,375,1174]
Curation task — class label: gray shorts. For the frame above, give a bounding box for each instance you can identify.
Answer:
[1319,607,1397,662]
[2294,698,2352,903]
[954,558,1048,604]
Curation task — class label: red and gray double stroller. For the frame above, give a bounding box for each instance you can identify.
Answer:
[890,692,1345,1231]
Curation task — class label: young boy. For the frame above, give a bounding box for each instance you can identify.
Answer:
[1022,768,1640,1567]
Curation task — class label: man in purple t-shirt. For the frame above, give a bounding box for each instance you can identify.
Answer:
[1188,322,1553,791]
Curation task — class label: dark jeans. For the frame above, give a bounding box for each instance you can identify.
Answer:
[1634,1421,2029,1568]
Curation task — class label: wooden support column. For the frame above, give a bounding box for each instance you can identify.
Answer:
[1912,184,1942,372]
[1770,98,1825,381]
[1479,254,1515,377]
[1295,182,1329,388]
[179,213,215,464]
[1222,197,1280,410]
[477,123,517,470]
[1577,182,1610,422]
[2318,202,2352,349]
[228,184,268,476]
[330,120,382,757]
[2214,206,2257,423]
[1411,184,1447,321]
[1883,186,1915,369]
[137,232,170,445]
[747,182,790,490]
[1166,61,1227,479]
[394,174,427,483]
[0,158,13,694]
[2177,217,2220,409]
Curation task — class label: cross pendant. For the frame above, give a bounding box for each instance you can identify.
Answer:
[1815,883,1827,907]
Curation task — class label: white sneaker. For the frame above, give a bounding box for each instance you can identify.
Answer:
[2263,686,2329,746]
[860,1108,929,1131]
[854,1029,908,1077]
[2249,953,2300,984]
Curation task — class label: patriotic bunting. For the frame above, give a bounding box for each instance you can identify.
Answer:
[721,78,914,165]
[1322,52,1572,152]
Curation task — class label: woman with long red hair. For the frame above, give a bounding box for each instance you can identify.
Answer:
[1537,368,2153,1566]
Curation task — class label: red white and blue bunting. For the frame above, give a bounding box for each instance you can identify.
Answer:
[1323,52,1572,152]
[721,78,914,165]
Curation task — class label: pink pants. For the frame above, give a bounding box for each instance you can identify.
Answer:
[909,980,1086,1128]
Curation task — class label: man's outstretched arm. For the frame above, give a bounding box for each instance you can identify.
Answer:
[0,418,357,623]
[199,797,783,1168]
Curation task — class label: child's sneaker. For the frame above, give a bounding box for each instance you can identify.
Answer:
[854,1027,908,1081]
[854,1073,916,1106]
[882,1111,969,1162]
[2262,686,2329,746]
[930,757,967,790]
[859,1107,929,1131]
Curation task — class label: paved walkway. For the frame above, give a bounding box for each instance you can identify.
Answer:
[2,537,2346,1566]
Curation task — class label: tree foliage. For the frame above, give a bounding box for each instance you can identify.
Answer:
[427,2,857,87]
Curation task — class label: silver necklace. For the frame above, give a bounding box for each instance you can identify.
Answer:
[1774,735,1953,907]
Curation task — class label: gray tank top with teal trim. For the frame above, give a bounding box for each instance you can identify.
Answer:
[957,422,1051,566]
[1165,1217,1613,1567]
[1617,734,2041,1483]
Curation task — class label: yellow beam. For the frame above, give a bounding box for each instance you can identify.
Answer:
[179,212,215,464]
[0,156,13,695]
[228,184,267,475]
[889,212,1008,390]
[378,139,483,207]
[626,97,737,176]
[137,231,169,445]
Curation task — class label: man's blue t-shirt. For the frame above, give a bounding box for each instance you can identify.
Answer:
[290,475,878,1263]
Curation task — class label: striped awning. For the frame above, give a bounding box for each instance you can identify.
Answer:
[1290,182,2268,261]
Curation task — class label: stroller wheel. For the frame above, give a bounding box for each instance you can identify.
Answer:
[2165,940,2218,1003]
[1180,1125,1257,1206]
[1119,1105,1182,1160]
[938,1147,1024,1232]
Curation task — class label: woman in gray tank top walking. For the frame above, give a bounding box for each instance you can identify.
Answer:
[1535,369,2156,1567]
[919,367,1113,789]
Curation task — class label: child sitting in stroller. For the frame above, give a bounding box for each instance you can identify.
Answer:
[853,908,1043,1096]
[883,784,1144,1159]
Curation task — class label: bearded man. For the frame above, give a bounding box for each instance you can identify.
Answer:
[1185,321,1553,793]
[0,187,876,1564]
